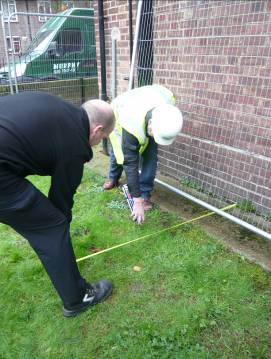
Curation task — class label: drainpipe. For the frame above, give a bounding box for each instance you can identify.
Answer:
[128,0,133,62]
[97,0,107,101]
[111,27,120,99]
[97,0,109,154]
[25,0,32,41]
[155,178,271,241]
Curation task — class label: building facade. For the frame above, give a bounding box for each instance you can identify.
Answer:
[93,0,271,230]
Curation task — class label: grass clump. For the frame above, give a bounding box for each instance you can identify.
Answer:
[237,199,257,214]
[0,168,270,359]
[180,176,203,192]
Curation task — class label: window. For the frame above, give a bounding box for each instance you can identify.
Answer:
[1,0,18,22]
[25,29,54,54]
[38,0,52,22]
[6,36,21,54]
[56,28,82,56]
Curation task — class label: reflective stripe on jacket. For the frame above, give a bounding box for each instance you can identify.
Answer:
[109,85,175,164]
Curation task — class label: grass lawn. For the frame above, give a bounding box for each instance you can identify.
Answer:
[0,168,271,359]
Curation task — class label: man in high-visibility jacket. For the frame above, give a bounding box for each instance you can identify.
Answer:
[103,85,183,224]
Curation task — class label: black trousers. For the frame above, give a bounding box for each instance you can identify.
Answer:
[0,170,86,306]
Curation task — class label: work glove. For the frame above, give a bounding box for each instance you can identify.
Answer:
[132,198,145,224]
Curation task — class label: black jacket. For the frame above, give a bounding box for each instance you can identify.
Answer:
[0,91,92,221]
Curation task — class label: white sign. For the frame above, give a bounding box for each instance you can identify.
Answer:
[53,62,80,74]
[111,27,121,41]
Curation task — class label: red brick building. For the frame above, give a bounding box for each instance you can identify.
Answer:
[93,0,271,224]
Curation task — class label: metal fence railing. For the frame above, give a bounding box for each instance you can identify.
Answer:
[131,0,271,240]
[0,8,98,105]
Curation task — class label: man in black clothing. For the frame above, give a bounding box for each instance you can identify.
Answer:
[0,91,115,317]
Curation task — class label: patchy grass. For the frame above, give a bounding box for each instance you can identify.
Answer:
[237,199,257,214]
[0,168,271,359]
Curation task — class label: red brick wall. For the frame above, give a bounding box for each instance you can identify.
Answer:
[93,0,136,98]
[93,0,271,217]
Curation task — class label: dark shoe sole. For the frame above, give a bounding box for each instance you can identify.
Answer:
[63,286,113,318]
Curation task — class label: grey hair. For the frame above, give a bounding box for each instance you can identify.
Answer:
[82,99,115,131]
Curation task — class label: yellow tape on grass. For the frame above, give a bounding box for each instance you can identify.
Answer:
[76,203,236,263]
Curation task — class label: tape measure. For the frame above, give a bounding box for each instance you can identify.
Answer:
[122,184,134,213]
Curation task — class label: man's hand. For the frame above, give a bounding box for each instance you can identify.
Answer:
[132,197,145,224]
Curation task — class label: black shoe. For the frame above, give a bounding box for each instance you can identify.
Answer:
[63,279,113,317]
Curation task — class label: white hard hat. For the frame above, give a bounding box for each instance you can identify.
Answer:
[151,104,183,146]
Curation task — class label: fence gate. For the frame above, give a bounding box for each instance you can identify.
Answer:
[0,9,98,105]
[132,0,271,239]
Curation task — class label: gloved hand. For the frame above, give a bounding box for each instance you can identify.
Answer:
[132,197,145,224]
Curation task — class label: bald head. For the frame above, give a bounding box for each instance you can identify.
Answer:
[82,99,115,146]
[82,99,115,132]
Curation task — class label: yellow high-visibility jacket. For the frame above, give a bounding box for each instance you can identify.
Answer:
[109,85,175,164]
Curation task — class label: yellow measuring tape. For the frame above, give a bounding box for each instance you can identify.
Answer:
[76,203,236,263]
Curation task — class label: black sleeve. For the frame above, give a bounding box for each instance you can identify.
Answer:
[122,128,141,198]
[48,158,84,222]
